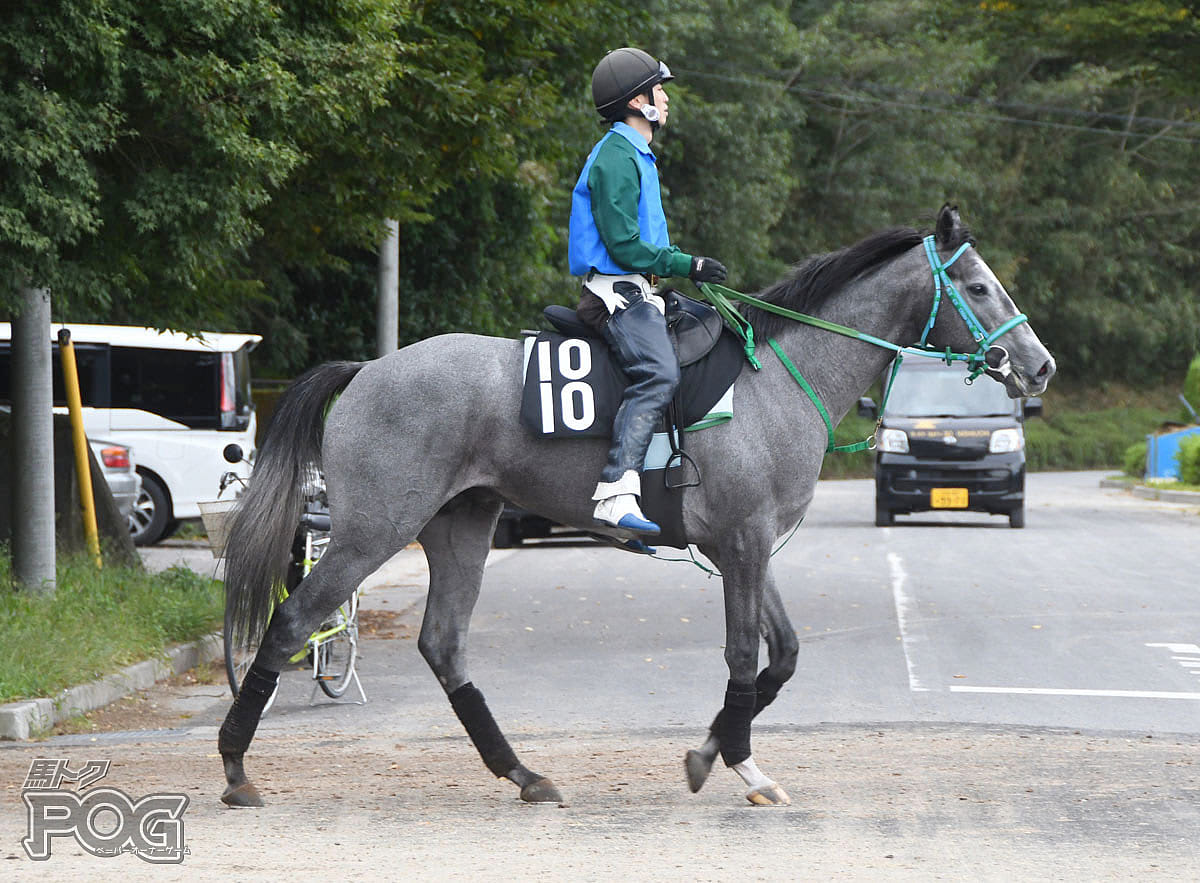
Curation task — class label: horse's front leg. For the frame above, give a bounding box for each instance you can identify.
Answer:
[688,556,796,805]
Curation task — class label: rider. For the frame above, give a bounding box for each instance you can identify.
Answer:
[569,47,728,535]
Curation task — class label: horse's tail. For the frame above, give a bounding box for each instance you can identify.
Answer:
[224,360,365,649]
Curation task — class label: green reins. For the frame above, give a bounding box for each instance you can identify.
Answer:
[698,235,1029,454]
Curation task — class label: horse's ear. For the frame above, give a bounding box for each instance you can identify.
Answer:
[935,203,961,246]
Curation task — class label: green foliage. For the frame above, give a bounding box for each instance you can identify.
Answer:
[926,0,1200,384]
[1,0,402,325]
[4,0,1198,388]
[1123,440,1148,477]
[1184,354,1200,417]
[1177,434,1200,484]
[0,553,222,702]
[645,0,804,287]
[970,1,1200,96]
[0,2,122,296]
[1024,402,1168,470]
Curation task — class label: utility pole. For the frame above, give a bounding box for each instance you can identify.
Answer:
[376,218,399,358]
[11,286,56,594]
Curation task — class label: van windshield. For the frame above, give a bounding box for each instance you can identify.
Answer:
[884,363,1017,418]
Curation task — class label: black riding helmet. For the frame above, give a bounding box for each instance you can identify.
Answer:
[592,47,674,122]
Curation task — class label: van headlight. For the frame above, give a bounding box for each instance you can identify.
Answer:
[989,428,1024,453]
[876,428,909,453]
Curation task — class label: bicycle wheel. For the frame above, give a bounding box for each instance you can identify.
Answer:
[315,604,357,698]
[224,604,278,713]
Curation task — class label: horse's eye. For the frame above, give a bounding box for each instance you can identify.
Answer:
[967,283,988,297]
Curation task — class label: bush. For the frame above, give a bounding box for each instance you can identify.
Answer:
[1185,354,1200,421]
[1177,435,1200,485]
[1123,441,1147,478]
[1024,405,1162,471]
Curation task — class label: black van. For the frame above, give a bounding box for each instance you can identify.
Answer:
[859,358,1042,528]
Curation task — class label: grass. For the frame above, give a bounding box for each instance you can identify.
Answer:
[1147,478,1200,492]
[0,547,223,704]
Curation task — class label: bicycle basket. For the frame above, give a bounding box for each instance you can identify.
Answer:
[198,499,238,558]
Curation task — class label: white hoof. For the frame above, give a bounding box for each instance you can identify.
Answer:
[745,783,791,806]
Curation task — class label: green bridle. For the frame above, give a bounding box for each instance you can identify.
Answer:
[698,235,1030,453]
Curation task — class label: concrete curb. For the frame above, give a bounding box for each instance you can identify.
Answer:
[0,633,223,740]
[1099,477,1200,504]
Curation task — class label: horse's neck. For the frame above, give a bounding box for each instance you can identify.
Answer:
[761,251,931,424]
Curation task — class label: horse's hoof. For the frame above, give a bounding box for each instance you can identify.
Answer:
[221,782,265,807]
[519,777,564,804]
[685,749,714,793]
[745,783,791,806]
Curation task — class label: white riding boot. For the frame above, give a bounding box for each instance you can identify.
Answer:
[592,472,660,535]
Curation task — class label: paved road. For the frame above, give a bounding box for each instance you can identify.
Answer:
[3,472,1198,879]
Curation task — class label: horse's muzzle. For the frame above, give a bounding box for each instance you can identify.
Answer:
[984,345,1055,398]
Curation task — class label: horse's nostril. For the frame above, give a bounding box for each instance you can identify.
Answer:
[1037,360,1052,378]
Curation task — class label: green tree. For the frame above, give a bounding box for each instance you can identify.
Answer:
[934,0,1200,381]
[640,0,806,290]
[58,0,628,374]
[2,0,402,322]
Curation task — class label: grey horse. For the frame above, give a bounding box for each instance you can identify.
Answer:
[218,204,1055,807]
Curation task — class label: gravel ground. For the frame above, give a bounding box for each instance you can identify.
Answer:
[3,719,1198,880]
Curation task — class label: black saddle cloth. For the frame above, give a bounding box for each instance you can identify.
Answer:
[519,313,742,440]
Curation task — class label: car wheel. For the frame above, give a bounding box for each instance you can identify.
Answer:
[1008,505,1025,529]
[875,505,894,527]
[130,472,172,546]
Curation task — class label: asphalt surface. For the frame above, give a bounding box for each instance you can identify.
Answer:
[2,471,1198,879]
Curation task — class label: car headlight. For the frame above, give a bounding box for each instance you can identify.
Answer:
[989,428,1024,453]
[876,428,909,453]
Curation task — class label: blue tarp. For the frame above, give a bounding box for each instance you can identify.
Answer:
[1145,425,1200,480]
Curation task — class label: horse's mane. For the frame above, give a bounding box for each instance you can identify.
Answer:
[743,225,968,339]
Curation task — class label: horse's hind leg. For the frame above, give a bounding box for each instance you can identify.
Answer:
[417,491,563,804]
[685,564,798,802]
[219,538,399,807]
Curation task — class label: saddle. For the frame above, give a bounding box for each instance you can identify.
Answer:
[542,289,726,367]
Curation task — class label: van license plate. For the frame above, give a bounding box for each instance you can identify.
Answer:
[931,488,968,508]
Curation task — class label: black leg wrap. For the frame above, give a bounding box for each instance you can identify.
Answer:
[707,668,788,736]
[449,682,520,778]
[754,668,785,711]
[717,679,756,767]
[218,664,279,756]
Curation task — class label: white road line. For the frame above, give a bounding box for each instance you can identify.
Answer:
[1146,643,1200,653]
[950,686,1200,700]
[887,552,929,692]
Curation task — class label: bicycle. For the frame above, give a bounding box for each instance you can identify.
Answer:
[201,444,365,713]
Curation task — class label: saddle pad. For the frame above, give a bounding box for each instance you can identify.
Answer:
[520,328,743,439]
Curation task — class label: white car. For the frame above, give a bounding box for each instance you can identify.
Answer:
[1,322,261,545]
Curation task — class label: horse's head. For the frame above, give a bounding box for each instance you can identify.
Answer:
[926,204,1055,398]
